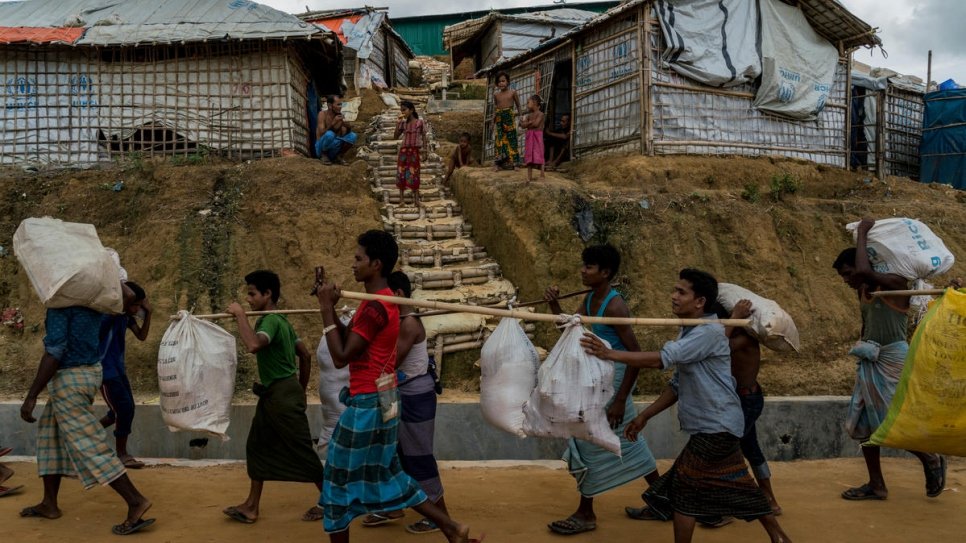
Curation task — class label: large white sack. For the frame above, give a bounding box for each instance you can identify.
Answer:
[846,218,955,280]
[718,283,800,352]
[479,318,540,438]
[523,319,620,455]
[317,314,352,458]
[13,217,122,313]
[158,311,237,441]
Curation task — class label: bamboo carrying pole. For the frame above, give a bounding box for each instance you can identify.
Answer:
[870,289,948,298]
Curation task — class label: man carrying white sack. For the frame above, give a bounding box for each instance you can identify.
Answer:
[543,244,658,536]
[581,269,790,543]
[833,218,946,501]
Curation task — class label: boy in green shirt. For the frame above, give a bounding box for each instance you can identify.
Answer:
[223,270,325,524]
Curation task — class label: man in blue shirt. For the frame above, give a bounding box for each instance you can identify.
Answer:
[20,283,155,535]
[581,269,790,543]
[98,281,152,469]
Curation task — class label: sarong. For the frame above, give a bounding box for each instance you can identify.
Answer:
[37,364,126,489]
[398,374,443,502]
[563,364,657,497]
[397,146,421,190]
[322,389,427,533]
[315,130,358,160]
[644,433,772,521]
[494,107,519,164]
[247,375,324,482]
[524,129,544,165]
[845,340,908,441]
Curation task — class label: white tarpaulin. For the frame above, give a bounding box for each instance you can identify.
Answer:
[754,0,839,120]
[655,0,761,88]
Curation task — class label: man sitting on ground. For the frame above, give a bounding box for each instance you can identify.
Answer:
[315,95,358,165]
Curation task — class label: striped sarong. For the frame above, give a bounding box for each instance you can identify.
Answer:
[37,364,126,489]
[644,433,772,521]
[247,375,324,482]
[398,373,443,502]
[845,341,907,441]
[321,389,427,533]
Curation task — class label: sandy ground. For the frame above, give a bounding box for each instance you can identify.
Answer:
[0,457,962,542]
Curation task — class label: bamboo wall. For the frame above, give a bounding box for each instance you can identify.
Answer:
[883,87,922,179]
[1,42,312,166]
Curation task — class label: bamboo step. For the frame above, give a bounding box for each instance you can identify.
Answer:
[411,279,517,306]
[383,202,462,221]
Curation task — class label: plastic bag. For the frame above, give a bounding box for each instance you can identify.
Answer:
[158,311,238,441]
[480,318,540,437]
[13,217,122,314]
[869,289,966,456]
[717,283,801,352]
[376,372,400,422]
[846,218,955,281]
[316,314,352,457]
[522,318,620,455]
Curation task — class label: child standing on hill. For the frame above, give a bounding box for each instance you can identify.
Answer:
[394,100,428,208]
[520,95,546,182]
[492,72,521,170]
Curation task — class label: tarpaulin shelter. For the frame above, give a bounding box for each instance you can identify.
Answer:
[479,0,880,168]
[920,88,966,189]
[443,8,597,72]
[0,0,343,166]
[300,7,413,91]
[851,69,924,180]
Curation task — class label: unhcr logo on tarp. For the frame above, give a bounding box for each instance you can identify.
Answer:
[4,76,37,109]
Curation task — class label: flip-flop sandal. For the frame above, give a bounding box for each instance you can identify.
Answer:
[112,517,156,535]
[361,512,404,527]
[0,485,24,497]
[223,507,256,524]
[301,505,324,522]
[698,516,735,528]
[121,458,145,470]
[926,456,947,498]
[406,518,440,534]
[0,447,12,457]
[841,484,887,501]
[20,506,62,519]
[548,516,596,535]
[625,506,667,521]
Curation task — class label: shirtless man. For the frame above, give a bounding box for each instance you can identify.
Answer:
[315,95,358,165]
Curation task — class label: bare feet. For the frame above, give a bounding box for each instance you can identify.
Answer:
[20,503,63,519]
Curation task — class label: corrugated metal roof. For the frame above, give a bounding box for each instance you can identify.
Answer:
[0,26,85,45]
[301,7,414,60]
[444,8,598,50]
[483,0,880,75]
[0,0,323,46]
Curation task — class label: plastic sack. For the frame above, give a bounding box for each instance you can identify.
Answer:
[13,217,122,314]
[158,311,238,441]
[869,289,966,456]
[522,318,620,455]
[718,283,801,352]
[479,318,540,437]
[846,218,955,281]
[316,314,351,458]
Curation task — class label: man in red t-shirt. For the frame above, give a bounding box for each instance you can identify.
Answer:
[315,230,478,543]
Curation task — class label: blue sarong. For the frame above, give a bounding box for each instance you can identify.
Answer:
[846,340,908,442]
[562,290,658,497]
[315,130,358,161]
[321,388,427,533]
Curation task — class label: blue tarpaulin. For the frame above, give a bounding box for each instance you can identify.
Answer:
[920,88,966,189]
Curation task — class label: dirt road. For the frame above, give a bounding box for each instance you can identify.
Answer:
[0,457,961,542]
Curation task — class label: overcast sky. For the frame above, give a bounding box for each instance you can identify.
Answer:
[263,0,964,84]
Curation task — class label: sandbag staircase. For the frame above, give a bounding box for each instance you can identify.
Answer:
[358,103,535,373]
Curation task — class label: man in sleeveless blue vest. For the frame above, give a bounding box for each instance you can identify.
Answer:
[543,244,659,535]
[833,218,945,501]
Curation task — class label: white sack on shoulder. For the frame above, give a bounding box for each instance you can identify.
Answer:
[158,311,237,441]
[13,217,123,313]
[845,218,955,281]
[523,318,620,455]
[480,317,540,438]
[317,313,352,458]
[718,283,800,352]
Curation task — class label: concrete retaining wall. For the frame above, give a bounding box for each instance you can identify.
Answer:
[0,398,894,461]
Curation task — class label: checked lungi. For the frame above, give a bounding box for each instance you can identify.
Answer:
[321,388,427,533]
[398,374,443,502]
[37,364,126,489]
[644,433,772,521]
